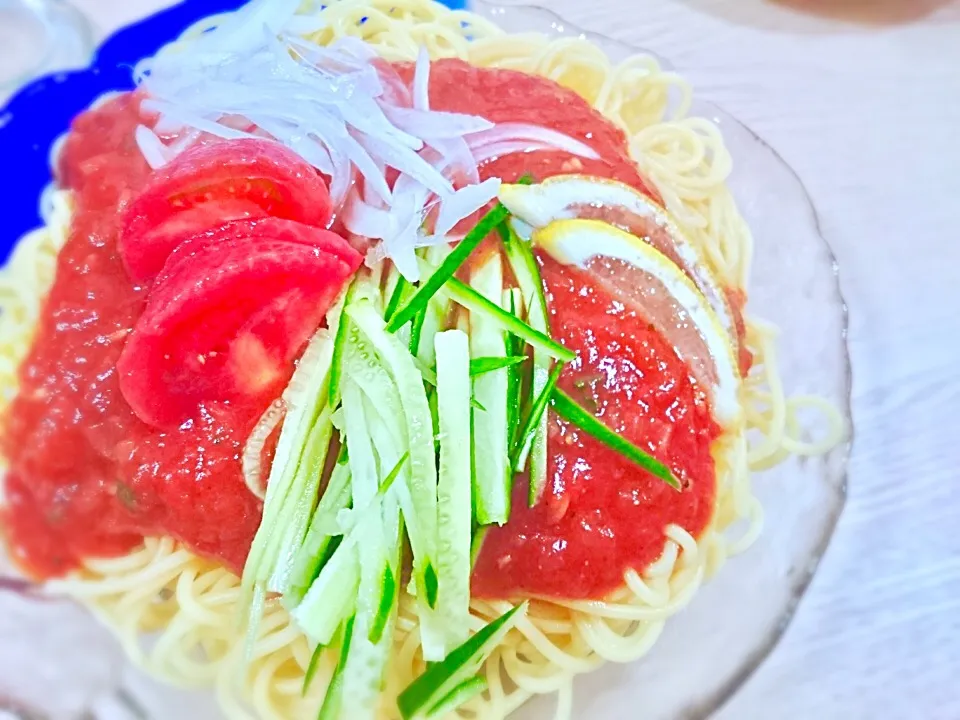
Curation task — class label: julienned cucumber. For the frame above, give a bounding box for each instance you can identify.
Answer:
[468,253,512,527]
[267,408,335,595]
[241,318,338,635]
[317,616,355,720]
[293,537,360,646]
[417,257,573,364]
[425,676,488,719]
[291,446,407,646]
[434,330,473,648]
[387,203,510,333]
[345,299,446,660]
[339,381,404,720]
[286,461,352,606]
[396,603,527,720]
[502,224,553,505]
[415,243,453,369]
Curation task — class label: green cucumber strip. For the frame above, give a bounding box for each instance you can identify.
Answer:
[347,301,438,559]
[299,453,406,544]
[430,269,574,364]
[317,616,355,720]
[426,675,488,719]
[338,389,405,720]
[469,355,527,377]
[415,360,486,413]
[387,203,509,332]
[302,641,327,696]
[414,358,439,387]
[267,409,336,595]
[424,563,439,609]
[285,452,353,605]
[292,449,405,635]
[368,565,397,645]
[409,307,427,356]
[346,300,445,660]
[342,380,379,506]
[341,501,400,720]
[328,279,358,406]
[550,389,680,489]
[378,452,410,495]
[502,223,552,506]
[396,603,527,720]
[242,326,336,598]
[503,288,524,451]
[434,330,473,648]
[513,361,564,474]
[416,243,454,369]
[470,527,487,569]
[384,273,411,324]
[293,540,360,646]
[469,253,511,527]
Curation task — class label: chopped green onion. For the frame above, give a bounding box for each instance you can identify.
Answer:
[550,389,680,489]
[513,361,564,475]
[387,203,510,332]
[439,273,574,363]
[469,355,527,377]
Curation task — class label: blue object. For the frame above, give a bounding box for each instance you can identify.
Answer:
[0,0,467,262]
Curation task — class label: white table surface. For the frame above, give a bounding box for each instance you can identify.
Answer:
[19,0,960,717]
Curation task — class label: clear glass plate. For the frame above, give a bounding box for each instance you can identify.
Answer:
[0,2,851,718]
[0,0,94,103]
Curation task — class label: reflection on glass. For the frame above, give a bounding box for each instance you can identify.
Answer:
[0,0,93,100]
[675,0,957,29]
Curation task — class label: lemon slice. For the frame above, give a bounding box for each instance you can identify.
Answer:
[533,218,742,426]
[499,175,740,356]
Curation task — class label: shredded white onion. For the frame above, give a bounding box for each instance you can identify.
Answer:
[467,122,601,160]
[135,125,169,170]
[132,0,597,278]
[242,399,286,500]
[469,140,558,166]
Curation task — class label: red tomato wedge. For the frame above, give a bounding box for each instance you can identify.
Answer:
[119,138,334,284]
[156,217,362,285]
[118,226,361,429]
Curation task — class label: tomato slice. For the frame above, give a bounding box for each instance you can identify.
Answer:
[118,227,361,429]
[119,138,334,283]
[155,217,362,287]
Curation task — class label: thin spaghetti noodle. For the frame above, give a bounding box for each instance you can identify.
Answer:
[0,1,846,718]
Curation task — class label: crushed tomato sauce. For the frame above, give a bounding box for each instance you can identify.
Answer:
[471,255,720,599]
[2,62,718,601]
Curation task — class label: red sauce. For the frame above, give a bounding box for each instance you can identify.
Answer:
[1,94,262,577]
[471,255,720,600]
[2,62,718,600]
[398,59,661,199]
